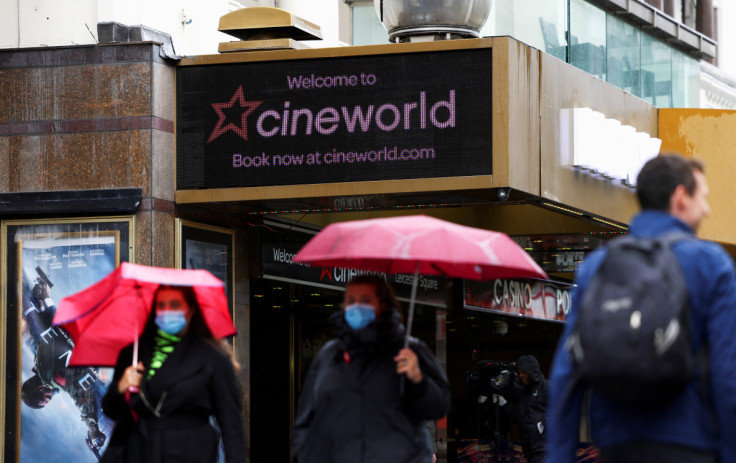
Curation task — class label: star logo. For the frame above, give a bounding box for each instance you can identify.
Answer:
[207,86,263,143]
[320,267,333,282]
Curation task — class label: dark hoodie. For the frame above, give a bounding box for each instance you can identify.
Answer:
[291,308,450,463]
[503,355,548,460]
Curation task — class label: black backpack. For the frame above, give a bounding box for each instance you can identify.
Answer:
[567,232,699,407]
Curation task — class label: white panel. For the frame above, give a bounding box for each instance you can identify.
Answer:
[0,0,20,47]
[278,0,345,47]
[18,0,97,47]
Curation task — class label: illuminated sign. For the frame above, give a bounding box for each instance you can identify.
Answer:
[560,107,662,187]
[465,278,574,321]
[177,48,492,190]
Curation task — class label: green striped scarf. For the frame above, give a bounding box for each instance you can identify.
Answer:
[147,330,181,380]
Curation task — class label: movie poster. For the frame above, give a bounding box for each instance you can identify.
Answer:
[18,232,118,462]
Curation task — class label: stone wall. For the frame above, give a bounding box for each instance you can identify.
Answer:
[0,42,177,266]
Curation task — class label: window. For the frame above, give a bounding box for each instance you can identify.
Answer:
[351,3,389,45]
[482,0,568,61]
[672,48,700,108]
[349,0,700,108]
[569,0,606,79]
[606,15,641,97]
[641,32,673,106]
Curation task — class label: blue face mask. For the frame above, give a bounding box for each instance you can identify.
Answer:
[155,311,188,335]
[344,303,376,330]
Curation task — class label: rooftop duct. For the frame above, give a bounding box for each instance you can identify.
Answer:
[374,0,491,43]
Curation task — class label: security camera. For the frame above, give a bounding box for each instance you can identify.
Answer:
[497,188,511,202]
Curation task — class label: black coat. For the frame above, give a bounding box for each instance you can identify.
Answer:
[291,309,450,463]
[503,355,548,459]
[101,331,246,463]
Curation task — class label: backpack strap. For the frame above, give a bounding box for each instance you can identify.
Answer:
[656,230,694,248]
[652,231,710,399]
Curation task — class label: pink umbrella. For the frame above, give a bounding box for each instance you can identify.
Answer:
[52,262,236,368]
[293,215,547,345]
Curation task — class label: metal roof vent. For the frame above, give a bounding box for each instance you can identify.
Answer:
[217,7,322,53]
[374,0,491,43]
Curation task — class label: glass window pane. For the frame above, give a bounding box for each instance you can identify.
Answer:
[352,4,389,46]
[672,49,699,108]
[482,0,567,61]
[641,32,673,107]
[606,14,641,97]
[569,0,606,79]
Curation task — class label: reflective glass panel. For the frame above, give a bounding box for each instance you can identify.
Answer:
[569,0,607,79]
[641,32,673,107]
[352,3,389,45]
[606,14,641,96]
[481,0,567,60]
[672,48,700,108]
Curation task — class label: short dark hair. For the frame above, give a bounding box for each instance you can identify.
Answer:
[636,153,704,211]
[346,275,402,316]
[21,374,53,409]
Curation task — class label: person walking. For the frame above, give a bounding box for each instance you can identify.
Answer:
[546,154,736,463]
[291,274,450,463]
[101,285,247,463]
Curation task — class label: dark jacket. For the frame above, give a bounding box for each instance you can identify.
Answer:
[547,211,736,462]
[101,330,246,463]
[503,355,547,459]
[291,309,451,463]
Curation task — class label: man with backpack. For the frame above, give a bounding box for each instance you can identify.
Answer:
[545,154,736,463]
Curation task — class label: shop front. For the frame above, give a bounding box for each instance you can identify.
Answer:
[251,215,580,461]
[4,21,735,463]
[174,35,656,462]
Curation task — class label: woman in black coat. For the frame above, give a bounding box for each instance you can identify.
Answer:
[101,285,246,463]
[291,275,451,463]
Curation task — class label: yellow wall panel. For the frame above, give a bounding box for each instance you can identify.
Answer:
[659,108,736,246]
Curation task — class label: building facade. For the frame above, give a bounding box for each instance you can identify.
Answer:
[2,1,736,463]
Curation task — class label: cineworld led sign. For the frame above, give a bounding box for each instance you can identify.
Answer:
[561,107,662,187]
[176,48,493,189]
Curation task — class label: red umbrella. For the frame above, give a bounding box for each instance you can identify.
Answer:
[52,262,236,368]
[293,215,547,344]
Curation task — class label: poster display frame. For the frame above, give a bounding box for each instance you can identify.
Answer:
[174,219,235,322]
[1,216,134,463]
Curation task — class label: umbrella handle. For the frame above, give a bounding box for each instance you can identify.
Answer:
[130,289,140,396]
[403,262,420,349]
[132,284,141,367]
[132,328,139,367]
[124,388,140,423]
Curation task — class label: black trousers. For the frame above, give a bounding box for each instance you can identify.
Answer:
[600,442,717,463]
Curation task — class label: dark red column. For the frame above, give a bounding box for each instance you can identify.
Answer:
[663,0,677,17]
[696,0,714,38]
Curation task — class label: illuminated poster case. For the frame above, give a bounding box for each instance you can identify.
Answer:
[1,217,134,463]
[176,43,492,194]
[175,219,234,318]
